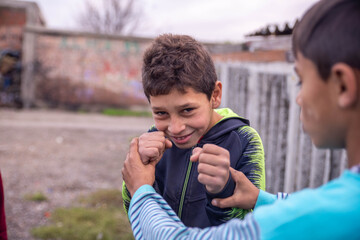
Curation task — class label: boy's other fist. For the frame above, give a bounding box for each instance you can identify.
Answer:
[138,131,172,165]
[190,144,230,194]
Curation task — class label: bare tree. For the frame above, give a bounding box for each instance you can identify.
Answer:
[78,0,141,35]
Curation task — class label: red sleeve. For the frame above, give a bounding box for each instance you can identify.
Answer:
[0,172,7,240]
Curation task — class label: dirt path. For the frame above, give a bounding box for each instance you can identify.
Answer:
[0,109,154,240]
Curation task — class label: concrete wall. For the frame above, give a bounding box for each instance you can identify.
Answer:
[24,27,152,109]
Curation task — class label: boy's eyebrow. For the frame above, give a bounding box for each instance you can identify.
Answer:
[151,103,197,111]
[177,103,195,109]
[151,106,163,111]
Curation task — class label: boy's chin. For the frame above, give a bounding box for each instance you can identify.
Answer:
[311,138,345,150]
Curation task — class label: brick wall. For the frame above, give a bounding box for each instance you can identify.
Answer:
[0,7,26,25]
[0,7,26,52]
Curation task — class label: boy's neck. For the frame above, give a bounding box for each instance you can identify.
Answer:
[346,121,360,168]
[211,110,224,127]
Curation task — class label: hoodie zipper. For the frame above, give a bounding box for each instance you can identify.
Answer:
[177,148,194,219]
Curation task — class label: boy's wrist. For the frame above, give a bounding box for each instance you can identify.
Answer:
[206,171,235,200]
[132,184,156,200]
[129,185,157,216]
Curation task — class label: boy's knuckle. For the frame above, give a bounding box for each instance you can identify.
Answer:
[198,165,206,174]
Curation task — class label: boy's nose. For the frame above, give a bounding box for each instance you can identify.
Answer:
[168,117,185,134]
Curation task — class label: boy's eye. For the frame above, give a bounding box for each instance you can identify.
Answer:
[294,74,302,87]
[154,111,167,116]
[296,78,303,87]
[183,108,194,113]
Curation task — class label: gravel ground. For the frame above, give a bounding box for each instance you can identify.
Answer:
[0,109,154,240]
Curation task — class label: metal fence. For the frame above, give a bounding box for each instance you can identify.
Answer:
[216,62,347,194]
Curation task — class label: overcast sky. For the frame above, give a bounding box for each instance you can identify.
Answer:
[26,0,320,43]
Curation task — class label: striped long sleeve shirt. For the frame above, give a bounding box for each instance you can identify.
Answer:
[129,166,360,240]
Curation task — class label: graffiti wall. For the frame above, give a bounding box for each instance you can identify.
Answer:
[33,31,152,109]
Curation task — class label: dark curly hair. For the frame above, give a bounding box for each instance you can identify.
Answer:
[142,34,217,101]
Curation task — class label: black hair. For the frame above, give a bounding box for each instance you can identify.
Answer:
[292,0,360,80]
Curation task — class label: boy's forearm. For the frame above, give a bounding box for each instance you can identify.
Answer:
[129,185,261,239]
[205,171,250,224]
[129,185,189,239]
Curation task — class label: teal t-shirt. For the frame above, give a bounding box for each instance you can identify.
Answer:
[254,170,360,240]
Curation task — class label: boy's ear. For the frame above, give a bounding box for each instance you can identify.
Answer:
[211,81,222,109]
[331,63,358,108]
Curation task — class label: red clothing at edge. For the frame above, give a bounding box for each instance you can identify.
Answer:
[0,172,7,240]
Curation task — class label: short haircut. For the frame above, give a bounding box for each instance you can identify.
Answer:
[292,0,360,80]
[142,34,217,101]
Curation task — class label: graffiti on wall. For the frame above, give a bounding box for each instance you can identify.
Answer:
[59,37,141,55]
[35,34,151,108]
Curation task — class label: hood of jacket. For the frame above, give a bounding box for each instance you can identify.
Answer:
[200,108,249,145]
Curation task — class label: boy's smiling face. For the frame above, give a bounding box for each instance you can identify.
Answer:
[149,85,222,149]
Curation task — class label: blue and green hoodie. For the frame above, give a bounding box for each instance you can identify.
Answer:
[122,108,265,228]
